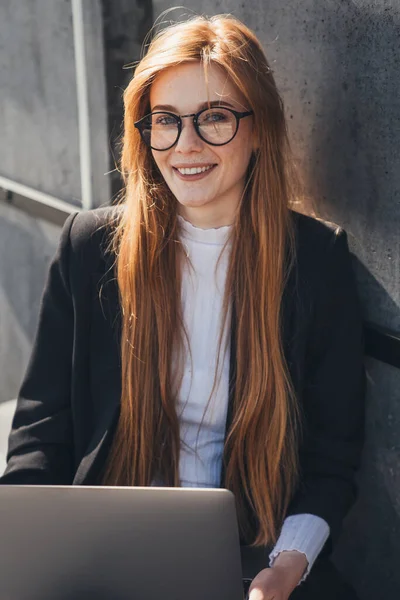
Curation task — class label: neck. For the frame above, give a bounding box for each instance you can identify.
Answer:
[178,202,237,230]
[177,186,244,229]
[179,211,231,229]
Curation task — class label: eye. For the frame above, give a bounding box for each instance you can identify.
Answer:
[203,111,227,123]
[154,114,177,126]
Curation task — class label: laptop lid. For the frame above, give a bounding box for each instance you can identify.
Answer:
[0,485,244,600]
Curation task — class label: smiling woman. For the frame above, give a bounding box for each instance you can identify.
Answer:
[0,14,365,600]
[146,63,255,228]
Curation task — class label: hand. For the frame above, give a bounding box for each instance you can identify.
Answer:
[247,551,308,600]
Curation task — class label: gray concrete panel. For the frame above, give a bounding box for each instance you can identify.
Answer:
[0,0,111,209]
[0,0,81,204]
[0,203,61,404]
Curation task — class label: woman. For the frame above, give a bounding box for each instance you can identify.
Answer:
[0,14,365,600]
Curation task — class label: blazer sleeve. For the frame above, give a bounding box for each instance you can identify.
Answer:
[0,212,79,485]
[286,228,366,551]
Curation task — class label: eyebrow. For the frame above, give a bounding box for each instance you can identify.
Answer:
[151,100,236,112]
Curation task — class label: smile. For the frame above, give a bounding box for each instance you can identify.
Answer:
[172,164,217,180]
[176,165,214,175]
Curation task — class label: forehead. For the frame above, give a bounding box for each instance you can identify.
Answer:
[149,61,246,111]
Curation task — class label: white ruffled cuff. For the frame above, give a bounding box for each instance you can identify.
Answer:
[268,514,330,584]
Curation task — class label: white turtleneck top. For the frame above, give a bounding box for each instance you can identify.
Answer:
[174,214,330,581]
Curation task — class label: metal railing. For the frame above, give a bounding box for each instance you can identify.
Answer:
[0,186,78,227]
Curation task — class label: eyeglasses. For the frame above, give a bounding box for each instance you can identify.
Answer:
[134,107,254,151]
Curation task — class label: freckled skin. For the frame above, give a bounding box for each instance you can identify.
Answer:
[149,62,257,229]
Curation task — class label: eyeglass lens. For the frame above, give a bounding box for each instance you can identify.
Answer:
[141,108,237,149]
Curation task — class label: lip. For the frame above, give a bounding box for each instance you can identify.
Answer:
[172,164,217,182]
[172,163,217,168]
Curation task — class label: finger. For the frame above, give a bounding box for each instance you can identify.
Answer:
[248,587,271,600]
[248,590,263,600]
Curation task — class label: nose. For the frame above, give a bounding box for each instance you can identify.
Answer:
[174,117,203,153]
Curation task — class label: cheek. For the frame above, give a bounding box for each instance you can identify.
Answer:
[223,141,253,176]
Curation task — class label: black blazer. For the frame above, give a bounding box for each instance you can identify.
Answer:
[0,207,365,552]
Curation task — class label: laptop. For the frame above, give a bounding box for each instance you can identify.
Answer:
[0,485,245,600]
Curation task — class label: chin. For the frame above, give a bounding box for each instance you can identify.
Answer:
[176,196,212,208]
[180,202,214,212]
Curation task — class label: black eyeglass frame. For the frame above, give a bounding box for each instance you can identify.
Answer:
[134,107,254,151]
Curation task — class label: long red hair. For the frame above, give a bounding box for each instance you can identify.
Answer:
[102,14,303,546]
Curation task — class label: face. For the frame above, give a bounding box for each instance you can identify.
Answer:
[149,62,256,228]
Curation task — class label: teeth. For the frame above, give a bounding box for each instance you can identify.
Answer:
[177,165,214,175]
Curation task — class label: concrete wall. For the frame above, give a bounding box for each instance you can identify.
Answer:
[150,2,400,598]
[0,203,61,404]
[0,0,110,207]
[0,0,150,403]
[0,0,80,205]
[0,0,111,402]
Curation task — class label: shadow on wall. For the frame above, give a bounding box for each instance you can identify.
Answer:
[333,258,400,597]
[306,3,400,599]
[102,0,153,201]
